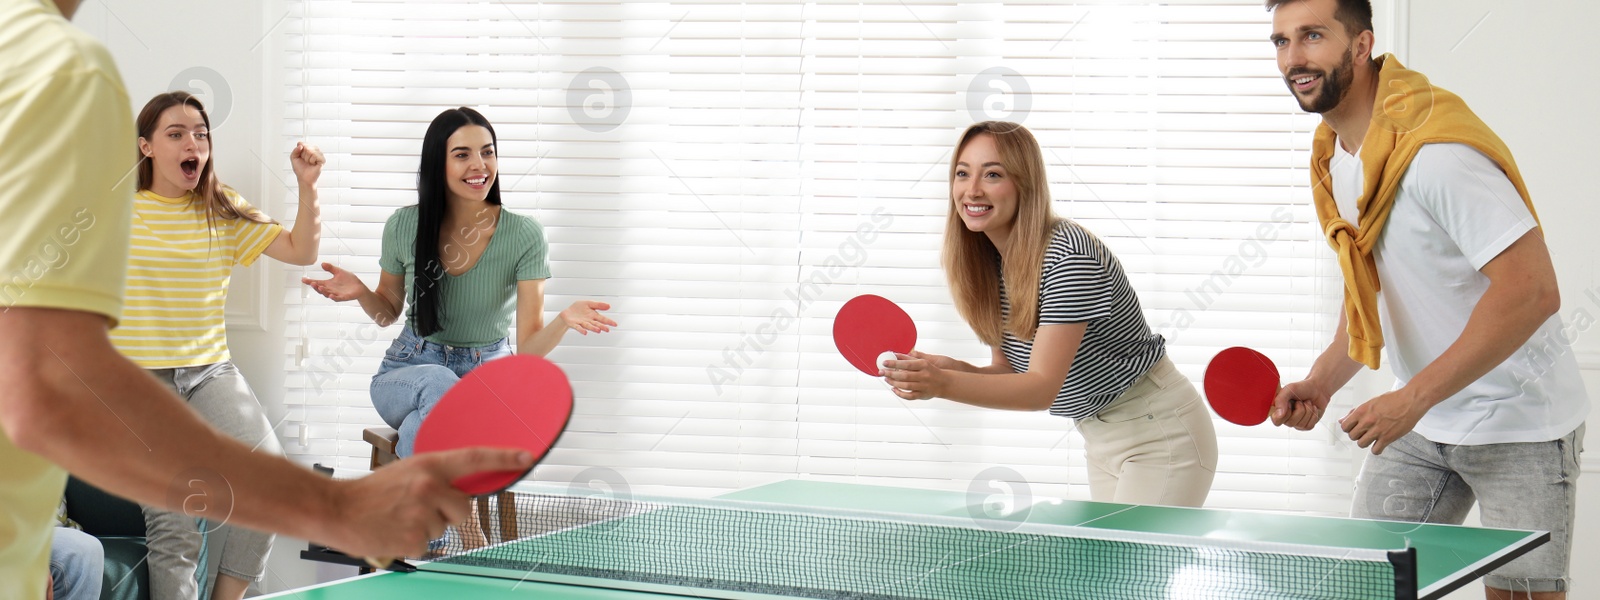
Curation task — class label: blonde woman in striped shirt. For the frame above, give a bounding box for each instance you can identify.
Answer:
[883,122,1218,507]
[114,91,323,600]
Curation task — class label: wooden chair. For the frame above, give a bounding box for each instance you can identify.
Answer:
[362,427,519,544]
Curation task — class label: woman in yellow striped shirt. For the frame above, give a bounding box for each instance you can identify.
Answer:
[114,91,323,600]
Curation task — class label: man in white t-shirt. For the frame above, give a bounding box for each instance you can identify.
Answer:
[1265,0,1587,598]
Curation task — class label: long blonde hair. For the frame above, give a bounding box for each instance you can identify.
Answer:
[942,121,1062,345]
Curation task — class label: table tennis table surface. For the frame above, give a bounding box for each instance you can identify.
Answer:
[261,479,1544,600]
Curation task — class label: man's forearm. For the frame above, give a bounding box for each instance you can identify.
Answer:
[1308,332,1364,398]
[1303,308,1365,398]
[0,314,341,543]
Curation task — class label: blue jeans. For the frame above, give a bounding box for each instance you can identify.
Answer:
[143,361,281,599]
[1352,423,1585,593]
[51,528,102,600]
[371,327,512,457]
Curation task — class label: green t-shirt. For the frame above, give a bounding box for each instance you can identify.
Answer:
[379,205,551,347]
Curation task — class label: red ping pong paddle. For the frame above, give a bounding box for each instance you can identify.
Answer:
[413,354,573,495]
[1202,347,1280,426]
[363,354,571,569]
[833,294,917,376]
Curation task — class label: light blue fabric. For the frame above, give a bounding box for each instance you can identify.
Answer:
[50,528,103,600]
[370,326,512,457]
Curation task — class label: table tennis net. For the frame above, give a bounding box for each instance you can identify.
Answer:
[421,485,1414,600]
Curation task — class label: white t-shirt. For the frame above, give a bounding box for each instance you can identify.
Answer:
[1330,141,1589,445]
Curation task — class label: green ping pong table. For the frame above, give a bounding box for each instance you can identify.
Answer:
[262,480,1545,600]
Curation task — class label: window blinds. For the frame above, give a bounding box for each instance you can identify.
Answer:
[277,0,1352,514]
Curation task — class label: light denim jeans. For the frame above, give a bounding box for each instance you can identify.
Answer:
[1352,423,1585,594]
[141,360,281,600]
[371,326,512,458]
[50,527,102,600]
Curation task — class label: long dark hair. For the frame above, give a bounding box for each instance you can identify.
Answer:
[135,92,274,238]
[412,107,502,337]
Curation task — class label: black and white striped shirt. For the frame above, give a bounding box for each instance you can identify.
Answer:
[1000,220,1164,419]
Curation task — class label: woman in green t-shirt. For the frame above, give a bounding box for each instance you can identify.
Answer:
[304,107,615,459]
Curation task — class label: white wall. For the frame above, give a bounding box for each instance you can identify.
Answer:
[71,0,1596,595]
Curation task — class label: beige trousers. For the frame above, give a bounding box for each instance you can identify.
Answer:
[1077,356,1218,507]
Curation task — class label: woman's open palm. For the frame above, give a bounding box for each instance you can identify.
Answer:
[302,262,367,302]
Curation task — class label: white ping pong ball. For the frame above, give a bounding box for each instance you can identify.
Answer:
[877,351,898,372]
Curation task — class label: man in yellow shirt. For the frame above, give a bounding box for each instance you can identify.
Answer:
[0,1,533,597]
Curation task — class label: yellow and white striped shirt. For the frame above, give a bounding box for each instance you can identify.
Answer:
[110,189,282,368]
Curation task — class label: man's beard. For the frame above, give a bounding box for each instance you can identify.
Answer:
[1288,51,1355,114]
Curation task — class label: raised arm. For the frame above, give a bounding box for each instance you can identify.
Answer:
[262,142,325,266]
